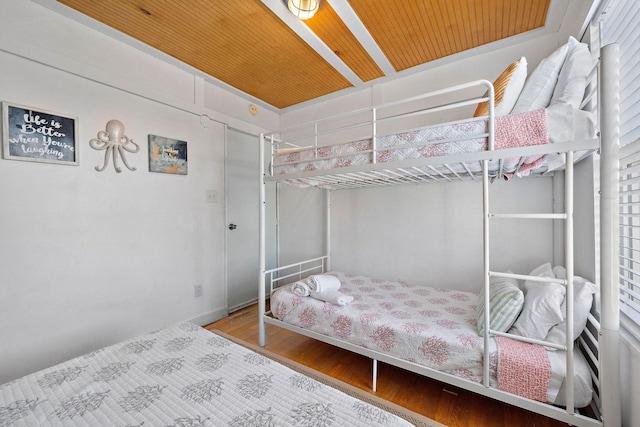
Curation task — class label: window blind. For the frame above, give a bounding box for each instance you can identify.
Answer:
[599,0,640,325]
[620,142,640,325]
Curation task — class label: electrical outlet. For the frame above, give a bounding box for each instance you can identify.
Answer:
[205,190,218,203]
[194,284,203,297]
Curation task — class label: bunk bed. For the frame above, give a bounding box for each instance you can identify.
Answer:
[258,40,621,427]
[0,323,426,426]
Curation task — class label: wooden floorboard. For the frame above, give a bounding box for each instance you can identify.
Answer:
[206,304,572,427]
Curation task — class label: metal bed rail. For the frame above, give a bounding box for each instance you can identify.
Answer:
[264,139,599,189]
[263,79,496,185]
[580,311,602,420]
[264,256,328,297]
[266,79,495,149]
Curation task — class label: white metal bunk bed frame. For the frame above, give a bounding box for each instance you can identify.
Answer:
[258,44,621,427]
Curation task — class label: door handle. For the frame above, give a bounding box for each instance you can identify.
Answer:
[228,224,237,230]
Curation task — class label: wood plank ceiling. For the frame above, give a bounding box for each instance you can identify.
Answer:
[55,0,550,109]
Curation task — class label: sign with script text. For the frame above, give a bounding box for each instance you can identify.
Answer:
[2,102,78,165]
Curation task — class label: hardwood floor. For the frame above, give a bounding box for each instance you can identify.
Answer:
[206,304,573,427]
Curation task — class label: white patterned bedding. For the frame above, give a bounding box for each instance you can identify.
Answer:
[0,323,417,426]
[270,272,593,407]
[273,109,552,187]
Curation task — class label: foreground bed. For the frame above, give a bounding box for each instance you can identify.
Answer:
[0,323,429,426]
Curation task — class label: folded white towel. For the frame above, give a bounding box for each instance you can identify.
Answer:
[306,274,341,293]
[290,281,311,297]
[311,290,354,306]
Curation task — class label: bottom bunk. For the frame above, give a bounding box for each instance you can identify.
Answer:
[259,261,603,427]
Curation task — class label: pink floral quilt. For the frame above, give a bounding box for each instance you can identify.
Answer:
[271,271,557,402]
[273,109,549,187]
[272,272,497,384]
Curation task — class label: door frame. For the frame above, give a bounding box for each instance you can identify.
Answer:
[224,126,278,313]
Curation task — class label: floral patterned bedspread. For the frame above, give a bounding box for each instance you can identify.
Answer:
[271,271,597,406]
[272,272,497,384]
[273,109,549,187]
[0,323,414,426]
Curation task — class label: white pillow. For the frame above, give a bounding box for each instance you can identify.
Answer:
[474,57,527,117]
[524,262,555,288]
[552,265,566,279]
[511,42,570,113]
[545,267,598,348]
[509,263,566,340]
[549,36,594,109]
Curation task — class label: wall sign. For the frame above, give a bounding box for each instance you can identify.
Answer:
[148,134,188,175]
[1,102,78,165]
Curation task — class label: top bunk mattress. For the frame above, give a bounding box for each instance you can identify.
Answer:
[267,37,600,189]
[271,106,596,189]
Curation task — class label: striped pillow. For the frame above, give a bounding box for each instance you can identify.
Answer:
[476,276,524,335]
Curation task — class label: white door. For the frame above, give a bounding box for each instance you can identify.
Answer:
[225,129,277,312]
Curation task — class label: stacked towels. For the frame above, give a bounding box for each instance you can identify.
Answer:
[290,281,312,297]
[312,289,354,306]
[289,274,354,306]
[307,274,341,293]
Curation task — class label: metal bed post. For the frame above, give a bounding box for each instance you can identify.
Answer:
[599,42,621,427]
[372,359,378,392]
[565,150,576,413]
[482,158,491,387]
[372,107,377,165]
[326,189,331,271]
[259,132,267,347]
[482,84,494,387]
[313,122,318,160]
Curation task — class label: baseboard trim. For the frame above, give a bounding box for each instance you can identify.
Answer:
[188,307,228,327]
[228,298,258,314]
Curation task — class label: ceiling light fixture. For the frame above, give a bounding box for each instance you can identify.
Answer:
[287,0,321,20]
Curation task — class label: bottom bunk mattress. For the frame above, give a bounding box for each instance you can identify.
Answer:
[270,271,593,407]
[0,322,422,426]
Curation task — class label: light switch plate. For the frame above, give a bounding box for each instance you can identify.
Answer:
[205,190,218,203]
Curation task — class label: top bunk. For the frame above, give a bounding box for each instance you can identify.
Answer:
[261,37,600,190]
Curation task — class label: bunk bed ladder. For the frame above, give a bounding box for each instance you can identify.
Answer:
[483,151,578,415]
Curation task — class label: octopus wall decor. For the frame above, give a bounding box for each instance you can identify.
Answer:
[89,119,139,172]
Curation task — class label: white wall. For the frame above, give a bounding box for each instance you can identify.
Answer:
[278,186,327,267]
[0,0,278,383]
[0,49,223,381]
[331,178,557,291]
[278,177,558,292]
